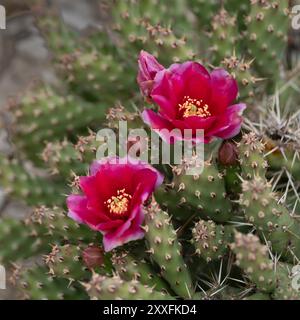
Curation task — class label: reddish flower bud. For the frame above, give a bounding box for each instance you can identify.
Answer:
[137,50,164,99]
[82,246,104,269]
[218,140,239,166]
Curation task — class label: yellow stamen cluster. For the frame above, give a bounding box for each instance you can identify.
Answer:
[179,96,211,118]
[105,189,132,215]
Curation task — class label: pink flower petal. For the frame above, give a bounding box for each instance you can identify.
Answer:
[103,225,144,252]
[180,62,211,102]
[209,68,238,114]
[67,195,110,227]
[206,103,246,139]
[152,70,182,119]
[142,109,175,131]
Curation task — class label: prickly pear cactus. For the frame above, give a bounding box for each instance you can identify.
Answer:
[0,0,299,301]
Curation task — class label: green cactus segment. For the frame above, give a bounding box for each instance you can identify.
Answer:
[11,265,86,300]
[191,220,233,262]
[224,0,250,14]
[45,245,90,282]
[111,251,170,293]
[0,218,48,263]
[272,264,300,300]
[42,129,103,179]
[0,155,65,206]
[243,0,289,83]
[237,133,268,179]
[0,207,95,264]
[105,104,142,130]
[188,0,249,28]
[25,206,95,244]
[36,13,78,56]
[156,160,232,223]
[110,0,196,63]
[41,104,143,180]
[59,48,135,103]
[187,0,218,28]
[111,0,188,29]
[240,176,300,261]
[144,201,193,299]
[42,139,88,178]
[84,273,174,300]
[221,165,242,198]
[231,232,276,292]
[221,54,260,99]
[9,86,106,160]
[208,9,238,63]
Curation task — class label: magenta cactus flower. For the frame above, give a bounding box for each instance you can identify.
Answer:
[67,157,163,251]
[139,51,246,143]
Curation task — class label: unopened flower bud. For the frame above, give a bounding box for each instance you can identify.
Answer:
[137,50,164,99]
[218,140,238,166]
[82,246,104,269]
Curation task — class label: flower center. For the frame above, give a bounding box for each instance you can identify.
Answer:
[105,189,132,217]
[179,96,211,118]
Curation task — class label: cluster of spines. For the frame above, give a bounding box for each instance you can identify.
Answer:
[237,132,268,179]
[44,244,90,282]
[191,219,233,262]
[221,53,261,99]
